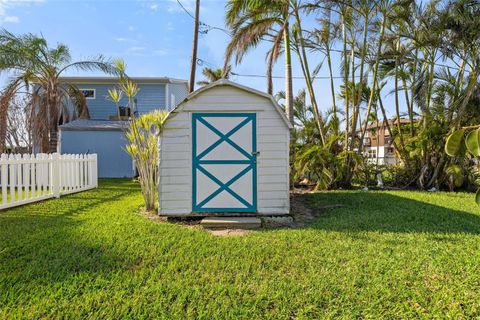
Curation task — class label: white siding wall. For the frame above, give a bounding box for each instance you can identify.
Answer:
[159,85,290,216]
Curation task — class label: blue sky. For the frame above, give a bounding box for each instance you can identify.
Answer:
[0,0,399,116]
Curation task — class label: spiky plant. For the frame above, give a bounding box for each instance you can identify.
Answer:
[125,110,168,211]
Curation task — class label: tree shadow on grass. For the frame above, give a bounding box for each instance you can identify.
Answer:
[0,179,141,287]
[300,191,480,235]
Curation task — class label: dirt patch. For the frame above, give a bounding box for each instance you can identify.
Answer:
[290,191,345,227]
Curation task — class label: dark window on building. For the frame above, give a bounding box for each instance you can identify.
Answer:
[81,89,96,99]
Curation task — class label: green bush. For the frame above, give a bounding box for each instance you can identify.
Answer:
[381,165,415,187]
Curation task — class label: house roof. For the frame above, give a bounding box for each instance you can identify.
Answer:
[57,76,188,85]
[59,119,128,131]
[364,118,415,131]
[168,79,293,129]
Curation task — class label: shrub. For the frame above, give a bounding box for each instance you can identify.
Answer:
[125,111,168,211]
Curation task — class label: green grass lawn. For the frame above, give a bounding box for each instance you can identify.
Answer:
[1,180,480,318]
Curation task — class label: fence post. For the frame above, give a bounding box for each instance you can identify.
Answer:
[51,153,61,198]
[92,154,98,188]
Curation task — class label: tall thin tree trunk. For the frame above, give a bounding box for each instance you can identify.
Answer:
[341,11,350,154]
[284,20,294,126]
[326,46,336,120]
[394,39,405,154]
[293,7,325,145]
[359,13,387,153]
[350,13,369,151]
[267,58,274,95]
[325,7,337,130]
[349,37,356,142]
[401,76,414,136]
[188,0,200,93]
[377,82,401,160]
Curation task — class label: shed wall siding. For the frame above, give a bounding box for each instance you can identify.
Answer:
[159,86,289,216]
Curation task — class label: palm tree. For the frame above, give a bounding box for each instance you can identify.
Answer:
[196,65,231,86]
[224,0,294,125]
[0,30,119,153]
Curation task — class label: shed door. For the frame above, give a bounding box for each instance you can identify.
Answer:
[192,113,257,212]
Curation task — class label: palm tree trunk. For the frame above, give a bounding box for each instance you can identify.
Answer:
[341,10,350,155]
[325,7,337,129]
[49,125,58,153]
[0,102,7,153]
[377,83,401,160]
[267,58,274,95]
[359,14,387,154]
[326,45,336,123]
[394,42,405,154]
[454,64,479,128]
[408,47,419,136]
[401,76,414,136]
[349,38,356,143]
[350,14,369,151]
[283,20,294,127]
[48,94,59,153]
[293,7,325,145]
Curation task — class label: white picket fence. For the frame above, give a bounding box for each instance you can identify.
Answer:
[0,153,98,210]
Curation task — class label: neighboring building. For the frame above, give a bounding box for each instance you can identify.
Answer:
[158,80,292,216]
[362,118,413,165]
[59,76,188,178]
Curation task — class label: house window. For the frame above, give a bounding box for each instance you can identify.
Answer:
[80,89,96,99]
[367,149,377,159]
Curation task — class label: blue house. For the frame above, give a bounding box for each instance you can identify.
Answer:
[59,76,188,178]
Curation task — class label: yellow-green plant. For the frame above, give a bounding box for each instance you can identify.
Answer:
[107,87,123,118]
[108,59,139,117]
[125,110,168,211]
[445,126,480,204]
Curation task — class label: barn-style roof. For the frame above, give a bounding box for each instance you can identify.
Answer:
[169,79,293,129]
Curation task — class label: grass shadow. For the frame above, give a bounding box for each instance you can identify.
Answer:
[0,179,141,287]
[301,191,480,235]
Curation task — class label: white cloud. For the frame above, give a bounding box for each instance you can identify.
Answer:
[128,25,136,32]
[153,49,168,56]
[128,46,146,52]
[3,15,19,23]
[167,0,195,13]
[150,3,158,11]
[124,46,169,57]
[167,22,174,31]
[0,0,43,24]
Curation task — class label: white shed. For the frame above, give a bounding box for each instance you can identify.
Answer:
[158,80,292,216]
